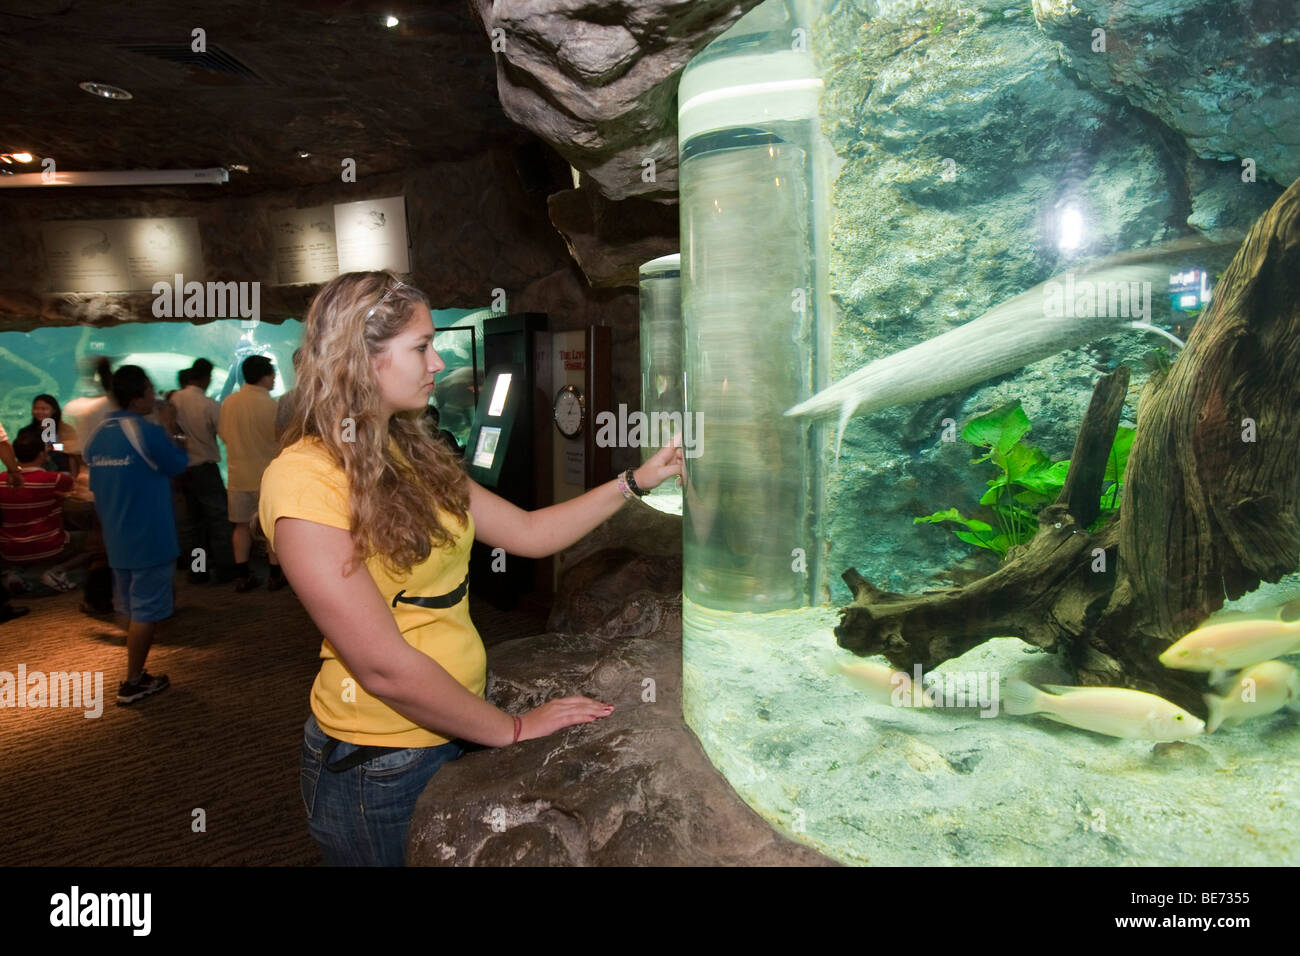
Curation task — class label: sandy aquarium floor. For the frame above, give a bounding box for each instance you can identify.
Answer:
[682,600,1300,866]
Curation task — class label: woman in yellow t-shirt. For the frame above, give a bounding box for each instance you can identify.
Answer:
[260,270,683,866]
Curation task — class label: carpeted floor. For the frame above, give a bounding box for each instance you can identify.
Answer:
[0,565,548,865]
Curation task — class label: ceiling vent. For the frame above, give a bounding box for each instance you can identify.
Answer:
[118,43,265,81]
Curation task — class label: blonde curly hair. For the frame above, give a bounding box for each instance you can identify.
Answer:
[280,270,471,577]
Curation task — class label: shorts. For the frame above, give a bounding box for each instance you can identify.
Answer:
[112,562,175,622]
[228,489,260,524]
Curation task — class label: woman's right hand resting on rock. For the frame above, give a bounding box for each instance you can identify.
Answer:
[516,696,614,742]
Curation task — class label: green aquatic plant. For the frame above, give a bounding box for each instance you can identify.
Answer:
[1142,346,1174,377]
[915,401,1134,557]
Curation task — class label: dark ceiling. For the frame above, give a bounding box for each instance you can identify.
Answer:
[0,0,535,198]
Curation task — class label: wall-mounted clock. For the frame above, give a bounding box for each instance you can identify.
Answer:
[553,384,586,438]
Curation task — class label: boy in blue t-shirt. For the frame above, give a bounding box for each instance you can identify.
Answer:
[83,365,189,705]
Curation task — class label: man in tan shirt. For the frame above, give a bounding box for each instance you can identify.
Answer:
[217,355,283,592]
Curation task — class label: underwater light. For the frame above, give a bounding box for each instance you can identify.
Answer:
[1058,207,1084,251]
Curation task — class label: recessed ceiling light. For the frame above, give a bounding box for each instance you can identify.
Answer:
[295,149,311,159]
[79,81,133,100]
[11,152,33,163]
[385,15,399,28]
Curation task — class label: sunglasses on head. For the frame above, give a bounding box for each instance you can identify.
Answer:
[363,279,406,322]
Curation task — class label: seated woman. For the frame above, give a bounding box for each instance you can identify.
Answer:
[0,428,87,593]
[261,270,683,866]
[29,394,79,478]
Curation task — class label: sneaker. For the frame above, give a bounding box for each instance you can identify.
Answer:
[4,571,28,595]
[267,573,290,592]
[234,576,262,593]
[41,569,77,592]
[117,670,170,705]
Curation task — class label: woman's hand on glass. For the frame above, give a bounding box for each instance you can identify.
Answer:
[633,433,685,492]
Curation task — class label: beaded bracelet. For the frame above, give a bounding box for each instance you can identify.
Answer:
[616,470,636,500]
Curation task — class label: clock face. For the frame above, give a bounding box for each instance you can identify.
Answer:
[554,385,584,438]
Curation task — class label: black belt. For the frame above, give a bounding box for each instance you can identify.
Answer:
[321,736,405,773]
[391,573,468,610]
[320,733,468,772]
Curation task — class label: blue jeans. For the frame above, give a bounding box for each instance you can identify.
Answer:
[300,714,465,866]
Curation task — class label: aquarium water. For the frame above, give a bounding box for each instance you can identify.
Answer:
[676,0,1300,865]
[0,307,481,479]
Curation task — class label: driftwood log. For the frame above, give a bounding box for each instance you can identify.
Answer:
[837,177,1300,713]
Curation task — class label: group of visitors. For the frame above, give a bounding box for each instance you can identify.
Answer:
[0,351,297,704]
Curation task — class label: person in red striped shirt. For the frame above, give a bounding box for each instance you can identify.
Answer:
[0,428,83,593]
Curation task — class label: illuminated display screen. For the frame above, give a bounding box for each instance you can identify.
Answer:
[488,373,511,417]
[472,426,502,468]
[1168,268,1211,312]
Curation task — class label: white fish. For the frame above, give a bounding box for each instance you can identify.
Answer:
[118,352,198,387]
[1203,661,1300,732]
[784,241,1224,458]
[1002,679,1204,740]
[434,366,479,410]
[117,352,228,396]
[830,658,934,708]
[1158,617,1300,673]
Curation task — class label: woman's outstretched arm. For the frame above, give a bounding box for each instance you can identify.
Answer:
[469,439,684,559]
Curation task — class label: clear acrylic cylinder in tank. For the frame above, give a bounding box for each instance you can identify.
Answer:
[638,254,685,515]
[678,0,832,613]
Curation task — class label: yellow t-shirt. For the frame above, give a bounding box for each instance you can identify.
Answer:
[258,436,486,747]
